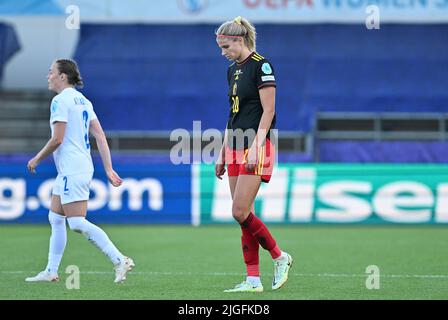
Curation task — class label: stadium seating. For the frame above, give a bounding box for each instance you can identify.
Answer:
[74,24,448,133]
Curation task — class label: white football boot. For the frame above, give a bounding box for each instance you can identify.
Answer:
[114,256,135,283]
[272,252,293,290]
[25,271,60,282]
[224,281,264,293]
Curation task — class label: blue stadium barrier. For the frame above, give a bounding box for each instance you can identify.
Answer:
[2,155,448,224]
[319,141,448,163]
[0,157,192,224]
[74,24,448,133]
[0,153,313,224]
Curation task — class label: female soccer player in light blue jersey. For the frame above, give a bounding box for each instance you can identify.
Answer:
[26,59,134,283]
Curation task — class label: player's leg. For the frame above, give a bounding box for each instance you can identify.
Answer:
[233,177,261,286]
[63,174,134,283]
[242,200,261,287]
[64,200,134,283]
[26,179,66,282]
[232,175,280,255]
[64,200,122,264]
[45,195,67,276]
[224,176,262,292]
[233,174,292,290]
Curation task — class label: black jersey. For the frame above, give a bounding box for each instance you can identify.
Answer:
[226,52,276,150]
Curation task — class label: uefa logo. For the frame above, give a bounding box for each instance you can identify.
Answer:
[177,0,209,15]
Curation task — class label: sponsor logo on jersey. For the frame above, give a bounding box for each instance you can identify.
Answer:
[261,75,275,82]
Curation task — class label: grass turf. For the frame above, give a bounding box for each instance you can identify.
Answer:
[1,225,447,300]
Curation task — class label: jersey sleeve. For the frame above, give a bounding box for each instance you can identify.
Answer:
[256,59,276,89]
[88,101,98,121]
[90,109,98,121]
[50,97,68,124]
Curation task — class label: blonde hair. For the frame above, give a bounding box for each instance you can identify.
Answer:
[216,16,256,51]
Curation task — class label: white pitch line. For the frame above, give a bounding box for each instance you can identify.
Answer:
[2,271,448,279]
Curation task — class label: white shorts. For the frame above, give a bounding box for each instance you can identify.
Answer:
[52,173,93,205]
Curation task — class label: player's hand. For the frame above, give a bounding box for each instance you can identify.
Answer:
[244,147,258,173]
[27,157,40,174]
[107,169,123,187]
[215,163,226,180]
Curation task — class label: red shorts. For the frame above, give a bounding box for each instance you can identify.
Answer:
[225,138,275,183]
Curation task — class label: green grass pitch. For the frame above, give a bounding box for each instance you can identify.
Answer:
[1,225,448,300]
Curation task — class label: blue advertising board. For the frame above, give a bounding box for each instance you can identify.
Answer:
[0,162,192,224]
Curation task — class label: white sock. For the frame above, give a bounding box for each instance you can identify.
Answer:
[247,276,262,287]
[45,211,67,274]
[274,251,288,261]
[67,216,125,265]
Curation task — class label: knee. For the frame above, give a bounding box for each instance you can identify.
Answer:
[48,211,65,226]
[67,217,85,233]
[232,203,248,223]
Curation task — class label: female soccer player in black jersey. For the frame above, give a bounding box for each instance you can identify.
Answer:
[215,16,292,293]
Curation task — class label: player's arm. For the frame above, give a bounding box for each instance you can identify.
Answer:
[216,125,229,180]
[216,66,234,179]
[246,58,277,171]
[219,127,230,161]
[245,86,275,172]
[255,86,275,148]
[27,121,66,173]
[89,119,122,187]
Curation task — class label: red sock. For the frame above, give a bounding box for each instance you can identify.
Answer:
[241,222,260,276]
[241,212,281,259]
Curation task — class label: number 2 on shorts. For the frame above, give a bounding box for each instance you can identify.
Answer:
[63,176,69,193]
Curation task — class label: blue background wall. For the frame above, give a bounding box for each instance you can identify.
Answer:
[74,24,448,133]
